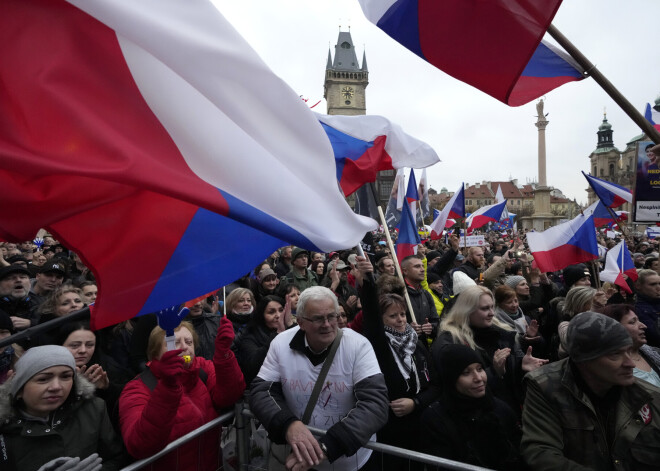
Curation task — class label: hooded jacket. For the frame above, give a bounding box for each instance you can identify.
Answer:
[119,353,245,471]
[0,374,126,471]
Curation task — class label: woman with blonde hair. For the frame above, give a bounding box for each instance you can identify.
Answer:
[432,285,547,414]
[224,287,256,334]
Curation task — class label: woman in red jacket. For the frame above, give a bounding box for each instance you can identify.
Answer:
[119,317,245,470]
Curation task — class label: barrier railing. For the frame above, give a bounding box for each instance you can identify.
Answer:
[120,402,493,471]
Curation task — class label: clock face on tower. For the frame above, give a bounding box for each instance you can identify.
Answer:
[341,86,354,99]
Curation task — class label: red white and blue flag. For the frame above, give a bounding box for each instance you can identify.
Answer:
[644,103,660,132]
[582,172,633,209]
[583,200,616,228]
[527,213,599,273]
[600,240,637,294]
[405,170,420,224]
[0,0,377,328]
[357,0,584,106]
[428,184,464,239]
[317,113,440,196]
[466,200,507,231]
[396,198,421,262]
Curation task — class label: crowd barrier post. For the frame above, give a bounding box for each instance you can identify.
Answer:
[234,401,250,471]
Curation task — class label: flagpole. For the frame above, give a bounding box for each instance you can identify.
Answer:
[369,182,418,324]
[604,204,631,242]
[590,259,601,290]
[547,24,660,144]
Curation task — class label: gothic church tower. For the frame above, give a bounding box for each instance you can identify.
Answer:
[324,30,368,116]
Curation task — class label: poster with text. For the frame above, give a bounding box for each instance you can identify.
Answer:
[634,140,660,222]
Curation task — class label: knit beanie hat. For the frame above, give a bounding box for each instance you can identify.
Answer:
[427,272,441,284]
[426,251,441,263]
[566,311,632,363]
[437,344,484,390]
[563,264,590,289]
[452,271,476,295]
[11,345,76,396]
[504,275,526,290]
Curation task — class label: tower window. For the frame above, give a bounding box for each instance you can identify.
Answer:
[341,42,351,49]
[345,100,351,105]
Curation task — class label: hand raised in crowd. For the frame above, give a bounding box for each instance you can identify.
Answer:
[149,349,186,387]
[390,398,415,417]
[329,260,340,290]
[449,234,460,252]
[417,244,427,256]
[521,346,549,372]
[283,295,294,327]
[493,347,511,377]
[79,363,109,390]
[346,295,358,309]
[215,316,235,353]
[285,420,325,468]
[525,319,540,339]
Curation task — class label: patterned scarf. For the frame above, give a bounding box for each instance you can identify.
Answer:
[384,324,420,392]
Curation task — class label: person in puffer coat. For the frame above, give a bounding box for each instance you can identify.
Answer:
[119,318,245,471]
[0,345,126,471]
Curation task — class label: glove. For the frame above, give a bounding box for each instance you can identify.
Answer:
[215,316,235,353]
[149,349,185,387]
[38,454,102,471]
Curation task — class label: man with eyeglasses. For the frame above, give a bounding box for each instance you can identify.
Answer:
[250,286,388,471]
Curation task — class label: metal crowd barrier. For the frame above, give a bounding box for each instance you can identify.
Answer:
[120,402,492,471]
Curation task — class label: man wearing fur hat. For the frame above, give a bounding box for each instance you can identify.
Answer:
[521,311,660,470]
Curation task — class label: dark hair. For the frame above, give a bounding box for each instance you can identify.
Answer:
[337,298,354,321]
[601,303,635,322]
[56,321,100,367]
[643,257,658,269]
[376,274,405,297]
[310,260,326,278]
[278,283,300,298]
[253,295,285,330]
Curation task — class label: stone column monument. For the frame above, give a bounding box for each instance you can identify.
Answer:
[531,99,554,230]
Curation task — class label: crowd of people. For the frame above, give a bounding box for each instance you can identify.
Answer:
[0,229,659,470]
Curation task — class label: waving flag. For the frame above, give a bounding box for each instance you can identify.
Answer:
[600,241,637,294]
[466,200,507,231]
[429,185,464,239]
[396,199,421,262]
[317,113,440,196]
[583,200,616,228]
[357,0,584,106]
[0,0,377,329]
[492,213,517,232]
[385,169,405,228]
[582,172,632,209]
[527,214,599,273]
[645,103,660,132]
[406,170,420,223]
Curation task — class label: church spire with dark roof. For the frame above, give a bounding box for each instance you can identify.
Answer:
[596,112,614,149]
[330,30,360,71]
[326,48,333,69]
[361,50,368,71]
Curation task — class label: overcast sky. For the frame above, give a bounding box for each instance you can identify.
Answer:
[214,0,659,205]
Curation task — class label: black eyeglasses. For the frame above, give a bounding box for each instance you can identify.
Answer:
[300,314,338,325]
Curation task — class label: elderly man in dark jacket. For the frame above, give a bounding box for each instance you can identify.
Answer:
[522,311,660,470]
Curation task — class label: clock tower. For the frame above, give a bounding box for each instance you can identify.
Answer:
[324,30,368,116]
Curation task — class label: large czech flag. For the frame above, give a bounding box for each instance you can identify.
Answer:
[357,0,584,106]
[527,213,599,273]
[0,0,377,328]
